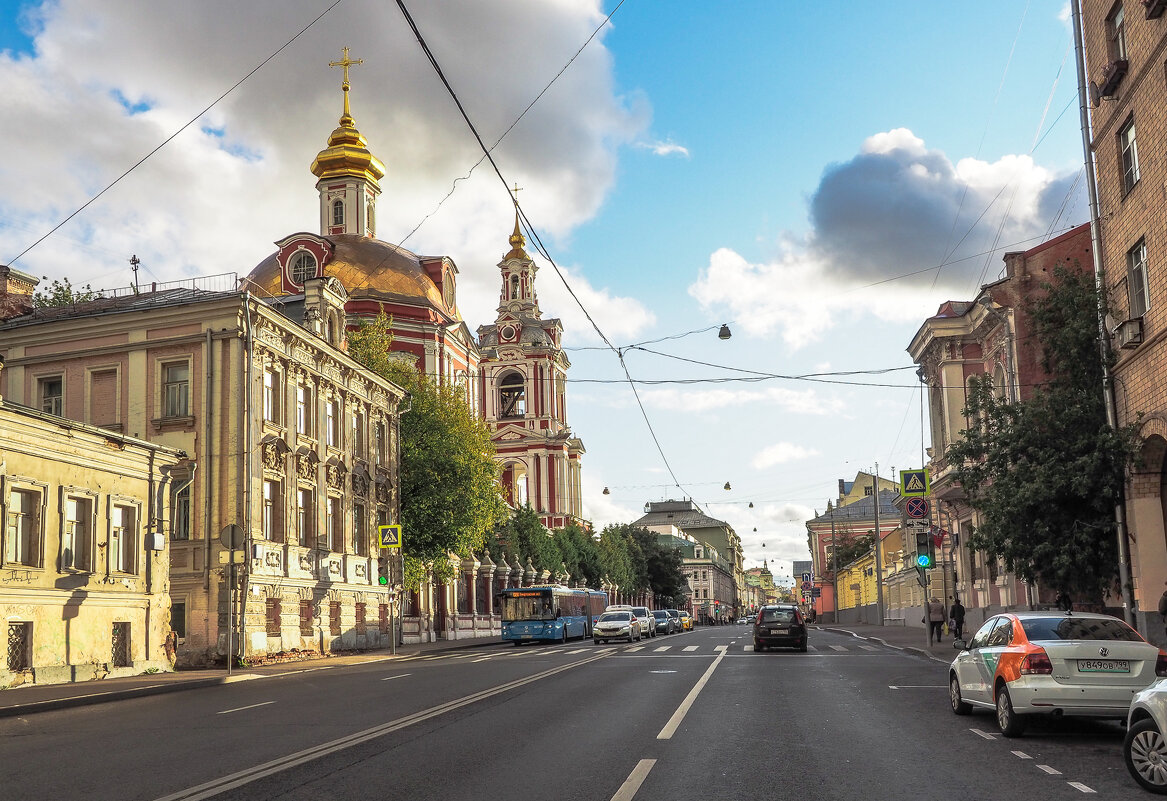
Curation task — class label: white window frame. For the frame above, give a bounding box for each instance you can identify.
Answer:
[263,479,283,542]
[290,250,317,285]
[38,374,63,416]
[326,397,341,448]
[1109,2,1127,61]
[297,487,315,548]
[61,489,97,572]
[1119,117,1140,194]
[109,500,140,575]
[297,384,315,438]
[161,360,191,418]
[172,483,191,541]
[4,481,46,568]
[1128,238,1149,318]
[263,366,282,424]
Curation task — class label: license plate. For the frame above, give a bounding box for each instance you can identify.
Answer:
[521,634,532,639]
[1077,659,1129,673]
[771,628,788,635]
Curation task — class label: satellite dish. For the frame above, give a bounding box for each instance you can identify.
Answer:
[1089,80,1101,107]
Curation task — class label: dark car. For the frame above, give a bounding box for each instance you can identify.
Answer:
[753,604,807,652]
[651,609,676,634]
[666,609,683,633]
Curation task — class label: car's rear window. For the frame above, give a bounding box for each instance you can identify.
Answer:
[1020,616,1141,642]
[653,611,667,618]
[599,612,630,622]
[758,608,796,624]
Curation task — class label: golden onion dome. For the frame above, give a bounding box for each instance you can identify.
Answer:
[310,117,385,187]
[246,234,449,313]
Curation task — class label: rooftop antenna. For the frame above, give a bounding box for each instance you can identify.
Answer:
[129,254,140,294]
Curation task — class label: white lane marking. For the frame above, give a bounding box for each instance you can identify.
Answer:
[155,651,614,801]
[683,645,699,652]
[626,646,645,653]
[1011,751,1031,759]
[566,649,587,654]
[859,645,879,651]
[1036,765,1061,775]
[745,645,755,651]
[1067,782,1096,793]
[970,728,997,740]
[217,701,275,715]
[713,645,727,652]
[657,651,727,740]
[807,645,818,651]
[829,645,847,652]
[654,646,671,652]
[471,657,493,663]
[611,759,656,801]
[380,673,412,681]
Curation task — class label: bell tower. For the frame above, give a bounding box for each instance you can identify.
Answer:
[310,47,385,239]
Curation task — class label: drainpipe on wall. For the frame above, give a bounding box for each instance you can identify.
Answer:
[239,293,255,662]
[203,329,214,591]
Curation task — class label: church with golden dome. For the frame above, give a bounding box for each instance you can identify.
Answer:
[244,50,583,530]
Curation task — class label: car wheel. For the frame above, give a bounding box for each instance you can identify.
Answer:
[593,639,600,645]
[949,674,971,715]
[754,641,764,652]
[1126,717,1167,794]
[995,685,1026,737]
[561,628,568,644]
[798,640,808,653]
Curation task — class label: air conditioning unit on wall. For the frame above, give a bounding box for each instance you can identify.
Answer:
[1115,317,1144,349]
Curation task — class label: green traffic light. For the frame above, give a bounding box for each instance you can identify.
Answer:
[379,575,388,585]
[916,553,933,568]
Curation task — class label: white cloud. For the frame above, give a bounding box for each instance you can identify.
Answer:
[751,442,817,470]
[688,128,1085,350]
[637,138,690,157]
[640,385,844,414]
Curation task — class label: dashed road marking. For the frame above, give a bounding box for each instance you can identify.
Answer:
[1011,751,1031,759]
[970,728,997,740]
[1037,765,1061,775]
[1066,782,1095,793]
[380,674,411,681]
[654,646,671,653]
[683,645,699,652]
[829,645,847,652]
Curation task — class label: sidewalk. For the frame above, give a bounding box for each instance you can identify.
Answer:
[815,622,962,662]
[0,635,497,718]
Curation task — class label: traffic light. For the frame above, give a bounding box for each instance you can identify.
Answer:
[377,554,389,586]
[914,527,934,569]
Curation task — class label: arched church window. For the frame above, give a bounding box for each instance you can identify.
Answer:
[366,199,375,237]
[499,372,526,419]
[510,274,520,300]
[332,199,345,227]
[290,250,318,285]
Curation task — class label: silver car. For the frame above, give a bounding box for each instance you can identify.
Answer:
[593,610,642,644]
[631,606,656,638]
[1125,677,1167,793]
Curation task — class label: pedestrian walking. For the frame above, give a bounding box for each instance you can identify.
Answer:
[1056,591,1073,612]
[926,596,946,645]
[948,596,965,640]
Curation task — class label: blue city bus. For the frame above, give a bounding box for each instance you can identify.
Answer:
[498,585,608,645]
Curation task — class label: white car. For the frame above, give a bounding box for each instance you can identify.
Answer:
[1126,677,1167,793]
[948,611,1165,737]
[593,610,642,644]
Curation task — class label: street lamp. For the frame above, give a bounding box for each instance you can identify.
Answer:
[718,324,732,340]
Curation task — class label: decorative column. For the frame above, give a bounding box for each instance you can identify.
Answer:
[479,551,496,617]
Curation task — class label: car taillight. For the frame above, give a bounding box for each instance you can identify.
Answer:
[1020,649,1052,675]
[1156,651,1167,678]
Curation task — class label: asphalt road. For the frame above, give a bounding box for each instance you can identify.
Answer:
[0,626,1138,800]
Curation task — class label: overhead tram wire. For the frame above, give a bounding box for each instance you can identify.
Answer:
[5,0,347,268]
[393,0,695,500]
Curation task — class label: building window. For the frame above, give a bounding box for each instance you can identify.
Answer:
[353,503,367,557]
[374,421,386,466]
[510,274,520,300]
[355,602,367,635]
[1109,2,1127,61]
[297,384,315,438]
[162,362,190,418]
[263,480,284,543]
[329,600,342,636]
[1128,238,1149,318]
[332,199,345,227]
[1119,117,1140,195]
[39,376,63,416]
[111,622,130,667]
[172,484,191,541]
[299,600,314,636]
[366,199,376,237]
[5,488,43,567]
[62,495,94,571]
[352,410,366,458]
[171,601,186,639]
[266,598,282,636]
[263,368,282,424]
[324,496,341,552]
[499,372,526,418]
[326,398,341,448]
[290,250,317,285]
[110,504,138,575]
[297,488,315,547]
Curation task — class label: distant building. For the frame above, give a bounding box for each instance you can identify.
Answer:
[0,366,184,686]
[1081,0,1167,634]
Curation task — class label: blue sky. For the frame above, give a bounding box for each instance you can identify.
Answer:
[0,1,1088,577]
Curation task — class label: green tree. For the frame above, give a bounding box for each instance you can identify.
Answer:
[32,277,100,308]
[347,314,508,587]
[946,266,1138,600]
[832,533,875,568]
[490,503,559,575]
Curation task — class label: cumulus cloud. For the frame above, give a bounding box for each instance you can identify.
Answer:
[689,128,1086,349]
[751,442,817,470]
[0,0,650,341]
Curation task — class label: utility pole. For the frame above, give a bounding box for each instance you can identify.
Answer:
[872,467,884,627]
[830,511,838,624]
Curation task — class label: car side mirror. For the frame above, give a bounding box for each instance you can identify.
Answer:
[953,638,968,651]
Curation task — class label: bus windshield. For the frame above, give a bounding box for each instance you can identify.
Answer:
[501,591,554,622]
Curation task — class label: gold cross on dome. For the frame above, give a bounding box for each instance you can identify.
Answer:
[329,46,363,87]
[510,183,523,205]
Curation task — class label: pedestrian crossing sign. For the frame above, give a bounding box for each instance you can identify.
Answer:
[378,524,402,550]
[899,469,930,497]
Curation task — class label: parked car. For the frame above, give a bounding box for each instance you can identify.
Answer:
[651,609,676,635]
[678,610,694,631]
[1126,677,1167,794]
[631,606,656,638]
[736,616,750,625]
[949,611,1167,738]
[753,604,808,652]
[593,610,642,644]
[666,609,682,632]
